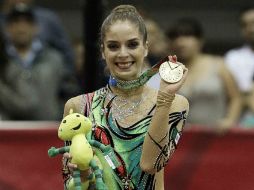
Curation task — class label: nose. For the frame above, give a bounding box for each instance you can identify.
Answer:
[118,46,128,58]
[175,37,187,46]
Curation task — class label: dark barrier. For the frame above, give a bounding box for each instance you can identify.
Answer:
[165,126,254,190]
[0,122,62,190]
[0,122,253,190]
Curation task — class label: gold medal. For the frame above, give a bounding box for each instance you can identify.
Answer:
[159,61,183,83]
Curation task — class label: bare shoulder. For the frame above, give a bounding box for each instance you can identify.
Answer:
[203,53,223,61]
[171,94,189,112]
[63,95,84,117]
[202,54,224,66]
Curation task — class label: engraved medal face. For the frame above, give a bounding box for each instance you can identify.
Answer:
[159,61,183,83]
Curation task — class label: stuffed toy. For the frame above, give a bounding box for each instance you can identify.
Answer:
[48,109,115,190]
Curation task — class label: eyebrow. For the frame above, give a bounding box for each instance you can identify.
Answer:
[106,38,140,44]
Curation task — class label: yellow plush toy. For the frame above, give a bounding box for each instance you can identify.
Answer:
[48,109,109,190]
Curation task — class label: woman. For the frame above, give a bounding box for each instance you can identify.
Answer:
[63,5,188,190]
[166,18,242,130]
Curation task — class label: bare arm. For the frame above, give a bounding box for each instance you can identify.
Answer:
[218,62,242,128]
[248,84,254,113]
[63,95,83,117]
[140,56,189,174]
[140,94,189,174]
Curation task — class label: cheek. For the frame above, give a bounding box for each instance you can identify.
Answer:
[134,47,146,58]
[104,55,114,68]
[103,52,114,70]
[103,49,115,60]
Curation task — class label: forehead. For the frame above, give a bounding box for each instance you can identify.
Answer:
[173,35,199,42]
[105,20,141,42]
[242,9,254,22]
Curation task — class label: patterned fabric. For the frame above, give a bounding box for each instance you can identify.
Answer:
[82,87,156,190]
[63,86,187,190]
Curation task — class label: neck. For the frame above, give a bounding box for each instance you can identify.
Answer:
[109,84,146,97]
[15,43,31,52]
[183,53,202,67]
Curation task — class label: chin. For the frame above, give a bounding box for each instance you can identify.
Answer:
[115,73,138,81]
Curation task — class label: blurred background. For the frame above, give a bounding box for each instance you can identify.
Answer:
[1,0,254,190]
[39,0,254,54]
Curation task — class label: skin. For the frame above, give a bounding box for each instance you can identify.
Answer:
[169,35,203,63]
[170,35,242,132]
[6,18,38,58]
[248,86,254,113]
[101,20,148,81]
[241,9,254,49]
[240,9,254,118]
[64,20,189,190]
[144,19,168,57]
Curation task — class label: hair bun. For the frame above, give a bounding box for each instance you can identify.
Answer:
[112,5,137,14]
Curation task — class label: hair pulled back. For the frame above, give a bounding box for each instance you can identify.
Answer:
[100,5,147,44]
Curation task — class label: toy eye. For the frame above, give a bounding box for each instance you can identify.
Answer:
[76,115,80,117]
[62,120,66,123]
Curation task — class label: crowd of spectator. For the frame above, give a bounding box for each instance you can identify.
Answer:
[0,1,253,130]
[0,1,79,120]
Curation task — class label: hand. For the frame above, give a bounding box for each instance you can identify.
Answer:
[215,119,234,136]
[159,55,188,94]
[63,153,92,182]
[48,147,58,157]
[247,89,254,112]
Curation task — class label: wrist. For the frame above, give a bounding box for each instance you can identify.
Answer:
[156,90,175,108]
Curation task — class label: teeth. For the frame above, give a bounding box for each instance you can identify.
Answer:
[117,62,133,68]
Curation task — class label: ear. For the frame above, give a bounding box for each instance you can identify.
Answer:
[144,41,149,57]
[101,44,105,59]
[101,52,105,60]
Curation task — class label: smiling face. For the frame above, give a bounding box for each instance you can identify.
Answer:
[102,20,148,81]
[58,113,92,141]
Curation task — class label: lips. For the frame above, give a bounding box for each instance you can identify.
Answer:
[116,61,134,69]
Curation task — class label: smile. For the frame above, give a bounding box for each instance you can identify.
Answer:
[116,61,134,69]
[72,123,81,130]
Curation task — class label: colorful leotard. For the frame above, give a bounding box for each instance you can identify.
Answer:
[64,86,187,190]
[84,87,156,190]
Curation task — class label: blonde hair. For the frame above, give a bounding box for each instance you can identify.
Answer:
[100,5,147,44]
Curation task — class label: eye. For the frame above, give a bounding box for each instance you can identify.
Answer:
[62,120,66,123]
[127,41,139,49]
[76,114,80,117]
[107,43,119,51]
